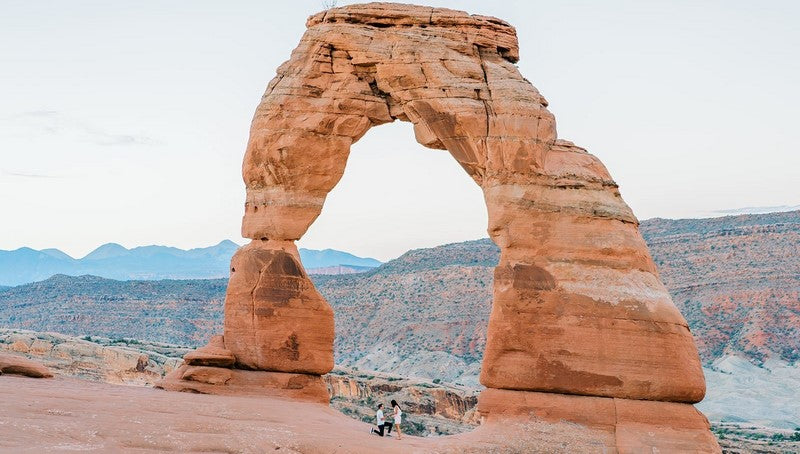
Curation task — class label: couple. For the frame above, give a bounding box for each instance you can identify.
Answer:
[370,400,403,439]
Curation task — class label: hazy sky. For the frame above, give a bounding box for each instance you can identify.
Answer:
[1,1,798,261]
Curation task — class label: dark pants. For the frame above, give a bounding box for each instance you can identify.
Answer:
[372,422,393,436]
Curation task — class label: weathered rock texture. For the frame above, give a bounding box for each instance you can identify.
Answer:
[223,241,334,373]
[478,389,719,452]
[173,2,716,450]
[0,375,728,453]
[158,364,330,403]
[0,352,52,378]
[0,329,185,385]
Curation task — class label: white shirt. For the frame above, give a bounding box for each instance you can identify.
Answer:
[376,409,385,425]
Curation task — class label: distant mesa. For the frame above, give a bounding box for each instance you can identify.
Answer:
[0,241,381,286]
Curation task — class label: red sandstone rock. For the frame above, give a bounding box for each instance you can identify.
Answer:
[0,352,53,378]
[477,388,721,453]
[5,376,724,453]
[157,365,330,404]
[223,240,334,374]
[232,1,704,401]
[176,3,715,450]
[180,365,233,385]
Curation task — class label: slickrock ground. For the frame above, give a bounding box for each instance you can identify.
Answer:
[0,351,52,378]
[5,373,798,453]
[0,330,479,436]
[1,375,615,453]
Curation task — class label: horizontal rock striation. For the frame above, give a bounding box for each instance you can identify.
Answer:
[223,241,334,373]
[172,2,717,451]
[0,352,52,378]
[0,329,183,384]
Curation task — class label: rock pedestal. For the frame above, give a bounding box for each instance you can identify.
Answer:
[156,334,329,404]
[223,241,334,374]
[164,3,719,450]
[476,389,720,452]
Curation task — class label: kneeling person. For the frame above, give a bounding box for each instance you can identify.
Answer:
[370,403,392,436]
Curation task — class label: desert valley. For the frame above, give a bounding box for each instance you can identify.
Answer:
[2,209,799,452]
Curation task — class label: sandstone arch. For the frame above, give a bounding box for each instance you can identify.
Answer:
[161,4,719,451]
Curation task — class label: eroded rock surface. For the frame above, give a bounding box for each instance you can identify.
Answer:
[0,375,721,453]
[224,241,334,373]
[0,329,184,384]
[180,2,716,451]
[183,335,235,368]
[231,1,704,397]
[0,352,52,378]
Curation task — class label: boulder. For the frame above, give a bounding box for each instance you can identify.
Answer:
[223,241,334,374]
[0,352,53,378]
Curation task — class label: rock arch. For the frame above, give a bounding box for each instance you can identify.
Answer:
[161,4,719,451]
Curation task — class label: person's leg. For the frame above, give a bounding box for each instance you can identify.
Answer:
[385,421,393,434]
[396,423,402,439]
[377,423,385,436]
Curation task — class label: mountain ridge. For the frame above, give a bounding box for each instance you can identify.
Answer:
[1,211,797,373]
[0,241,381,286]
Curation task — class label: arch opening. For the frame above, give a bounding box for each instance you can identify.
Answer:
[225,2,704,402]
[159,4,717,450]
[301,121,492,435]
[300,120,489,262]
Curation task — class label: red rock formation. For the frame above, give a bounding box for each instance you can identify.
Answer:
[183,335,235,368]
[223,241,334,373]
[477,389,719,452]
[167,3,717,450]
[158,365,329,403]
[0,352,53,378]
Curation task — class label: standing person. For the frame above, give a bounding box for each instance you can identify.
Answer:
[370,403,387,437]
[390,400,403,440]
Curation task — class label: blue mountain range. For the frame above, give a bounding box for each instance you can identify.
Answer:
[0,241,381,286]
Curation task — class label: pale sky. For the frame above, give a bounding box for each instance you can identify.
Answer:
[1,1,798,261]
